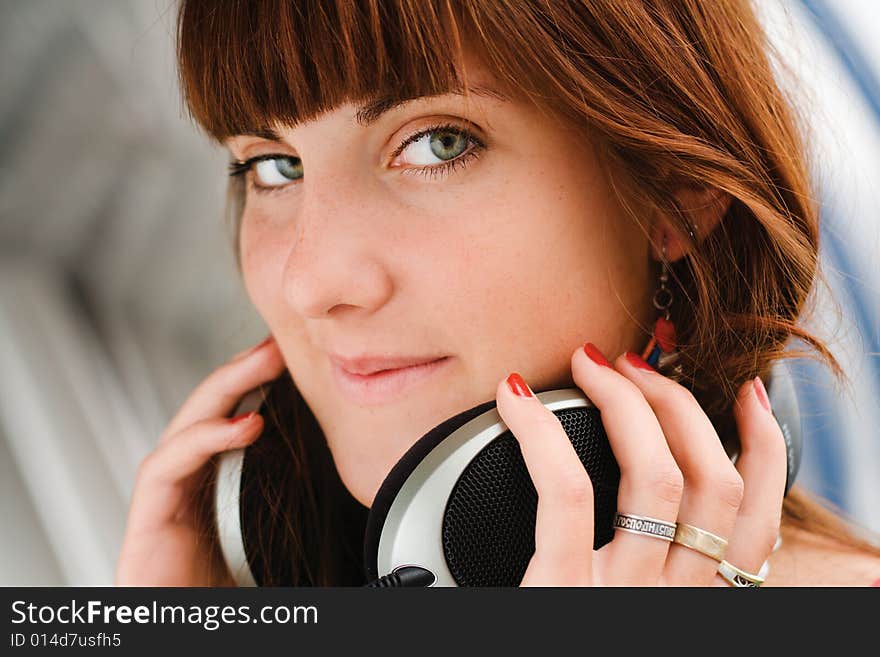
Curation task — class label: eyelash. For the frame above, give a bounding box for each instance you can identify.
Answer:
[227,122,486,195]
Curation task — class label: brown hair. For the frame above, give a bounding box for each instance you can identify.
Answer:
[177,0,879,585]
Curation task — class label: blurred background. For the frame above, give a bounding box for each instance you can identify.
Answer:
[1,0,878,585]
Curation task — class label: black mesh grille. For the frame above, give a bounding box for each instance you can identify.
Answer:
[441,406,619,587]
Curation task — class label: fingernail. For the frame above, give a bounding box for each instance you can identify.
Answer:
[583,342,613,368]
[506,372,534,398]
[624,351,655,372]
[252,335,274,351]
[233,335,274,360]
[230,411,257,423]
[753,376,771,412]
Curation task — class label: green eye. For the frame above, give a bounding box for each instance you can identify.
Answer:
[428,129,469,160]
[394,123,486,180]
[254,157,302,185]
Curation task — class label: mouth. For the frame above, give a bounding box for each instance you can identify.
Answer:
[329,356,452,406]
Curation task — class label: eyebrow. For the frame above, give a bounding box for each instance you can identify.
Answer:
[238,84,509,142]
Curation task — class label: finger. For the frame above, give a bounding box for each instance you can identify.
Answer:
[715,376,787,585]
[129,413,264,531]
[574,344,681,585]
[496,372,593,585]
[229,334,274,361]
[615,351,743,586]
[161,336,284,440]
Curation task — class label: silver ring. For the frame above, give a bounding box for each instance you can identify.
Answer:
[717,560,765,587]
[613,512,676,542]
[672,523,728,562]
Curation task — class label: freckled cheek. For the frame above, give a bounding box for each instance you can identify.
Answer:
[239,218,290,323]
[457,197,610,354]
[443,210,544,336]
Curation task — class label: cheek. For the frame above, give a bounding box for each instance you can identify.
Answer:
[437,158,647,381]
[238,210,289,323]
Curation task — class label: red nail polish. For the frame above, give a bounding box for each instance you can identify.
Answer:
[506,372,534,397]
[583,342,613,368]
[625,351,655,372]
[236,335,274,359]
[753,376,771,412]
[253,335,274,351]
[230,411,256,423]
[232,335,274,360]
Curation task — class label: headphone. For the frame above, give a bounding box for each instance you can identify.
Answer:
[215,359,802,587]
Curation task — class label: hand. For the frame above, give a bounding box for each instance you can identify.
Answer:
[114,335,286,586]
[495,343,787,586]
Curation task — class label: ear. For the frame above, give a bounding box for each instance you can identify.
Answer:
[649,186,732,262]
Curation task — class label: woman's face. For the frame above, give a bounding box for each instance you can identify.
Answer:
[227,67,654,507]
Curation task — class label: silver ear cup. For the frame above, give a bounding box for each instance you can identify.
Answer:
[214,388,264,587]
[764,359,803,495]
[215,447,258,587]
[373,388,619,587]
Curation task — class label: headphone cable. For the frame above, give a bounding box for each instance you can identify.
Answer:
[364,566,436,587]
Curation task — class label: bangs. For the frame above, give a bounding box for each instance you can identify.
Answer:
[176,0,509,142]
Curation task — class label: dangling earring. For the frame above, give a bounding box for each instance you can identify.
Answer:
[641,237,679,370]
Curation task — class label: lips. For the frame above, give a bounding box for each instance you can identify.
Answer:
[329,354,451,405]
[328,353,449,375]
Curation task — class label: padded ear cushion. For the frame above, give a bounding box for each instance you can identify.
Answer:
[363,398,499,582]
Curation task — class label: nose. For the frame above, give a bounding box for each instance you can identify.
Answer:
[281,182,395,319]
